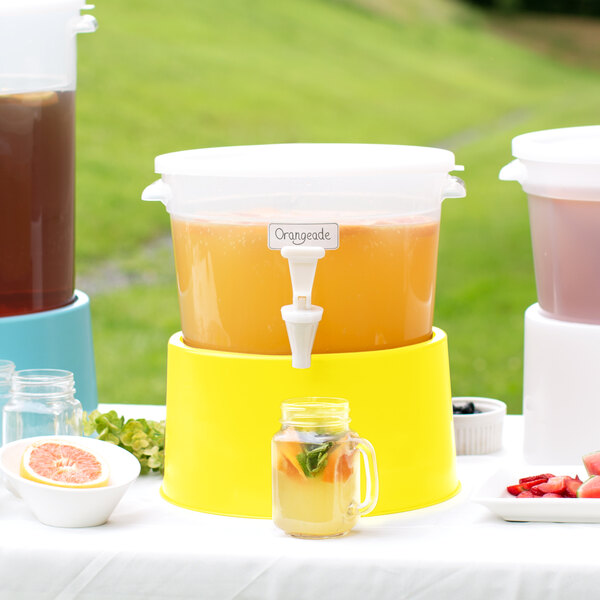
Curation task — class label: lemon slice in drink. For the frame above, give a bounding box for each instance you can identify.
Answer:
[20,440,110,489]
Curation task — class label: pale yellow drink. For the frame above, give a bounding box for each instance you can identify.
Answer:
[272,399,378,539]
[272,436,360,538]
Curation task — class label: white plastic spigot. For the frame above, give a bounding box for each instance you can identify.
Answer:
[281,246,325,369]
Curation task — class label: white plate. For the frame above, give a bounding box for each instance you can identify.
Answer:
[473,466,600,523]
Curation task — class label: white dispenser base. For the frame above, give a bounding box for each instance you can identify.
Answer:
[523,303,600,464]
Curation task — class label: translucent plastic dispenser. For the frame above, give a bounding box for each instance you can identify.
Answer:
[144,144,466,516]
[500,126,600,463]
[0,1,98,411]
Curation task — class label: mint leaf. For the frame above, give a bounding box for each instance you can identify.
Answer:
[296,442,334,478]
[296,452,311,478]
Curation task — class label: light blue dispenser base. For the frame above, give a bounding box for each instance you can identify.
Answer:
[0,290,98,413]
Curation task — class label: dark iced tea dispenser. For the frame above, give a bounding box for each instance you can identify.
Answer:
[0,1,97,316]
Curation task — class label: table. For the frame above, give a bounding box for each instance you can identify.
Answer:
[0,406,597,600]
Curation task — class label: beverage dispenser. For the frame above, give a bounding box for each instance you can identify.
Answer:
[143,143,466,516]
[500,126,600,464]
[0,0,98,412]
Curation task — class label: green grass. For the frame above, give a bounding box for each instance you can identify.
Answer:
[74,0,600,411]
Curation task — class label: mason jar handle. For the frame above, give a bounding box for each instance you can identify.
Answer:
[355,438,379,516]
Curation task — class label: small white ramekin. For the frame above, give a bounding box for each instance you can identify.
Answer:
[452,397,507,455]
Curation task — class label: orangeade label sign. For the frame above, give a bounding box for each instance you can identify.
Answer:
[268,223,339,250]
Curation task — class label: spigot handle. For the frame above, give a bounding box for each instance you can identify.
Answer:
[280,245,325,369]
[281,246,325,307]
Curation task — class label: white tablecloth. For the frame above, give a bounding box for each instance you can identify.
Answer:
[0,406,596,600]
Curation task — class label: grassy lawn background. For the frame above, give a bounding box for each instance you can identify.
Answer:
[74,0,600,411]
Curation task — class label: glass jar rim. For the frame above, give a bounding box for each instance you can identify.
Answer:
[0,360,15,380]
[11,369,75,398]
[13,369,73,383]
[280,397,350,427]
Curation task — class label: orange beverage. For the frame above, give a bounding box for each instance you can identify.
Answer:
[171,215,440,354]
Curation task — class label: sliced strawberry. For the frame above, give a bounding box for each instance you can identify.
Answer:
[520,477,548,491]
[507,477,548,495]
[542,492,562,498]
[530,486,545,496]
[564,475,583,498]
[517,491,535,498]
[518,473,555,485]
[533,476,568,495]
[507,484,524,496]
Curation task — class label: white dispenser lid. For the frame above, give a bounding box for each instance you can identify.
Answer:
[154,144,462,178]
[143,143,466,220]
[500,126,600,201]
[0,0,91,13]
[511,126,600,165]
[0,0,96,95]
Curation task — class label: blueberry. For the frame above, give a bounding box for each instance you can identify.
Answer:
[453,401,481,415]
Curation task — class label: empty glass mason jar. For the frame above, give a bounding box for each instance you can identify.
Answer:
[2,369,82,444]
[272,397,378,538]
[0,360,15,445]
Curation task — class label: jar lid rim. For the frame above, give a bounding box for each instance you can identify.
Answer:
[14,368,73,381]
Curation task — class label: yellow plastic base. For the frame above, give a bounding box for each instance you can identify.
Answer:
[162,328,459,517]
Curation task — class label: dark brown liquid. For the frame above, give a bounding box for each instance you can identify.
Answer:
[0,90,75,317]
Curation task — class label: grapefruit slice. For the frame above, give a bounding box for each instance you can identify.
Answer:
[20,440,110,489]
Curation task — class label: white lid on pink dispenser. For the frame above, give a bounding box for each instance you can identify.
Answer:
[500,125,600,201]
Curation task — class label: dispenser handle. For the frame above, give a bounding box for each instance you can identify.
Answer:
[72,14,98,34]
[442,175,466,199]
[142,179,172,206]
[499,159,526,183]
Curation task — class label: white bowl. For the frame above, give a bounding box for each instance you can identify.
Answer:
[452,397,507,455]
[0,435,141,527]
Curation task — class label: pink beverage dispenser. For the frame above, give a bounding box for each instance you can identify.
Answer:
[500,126,600,463]
[0,0,98,412]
